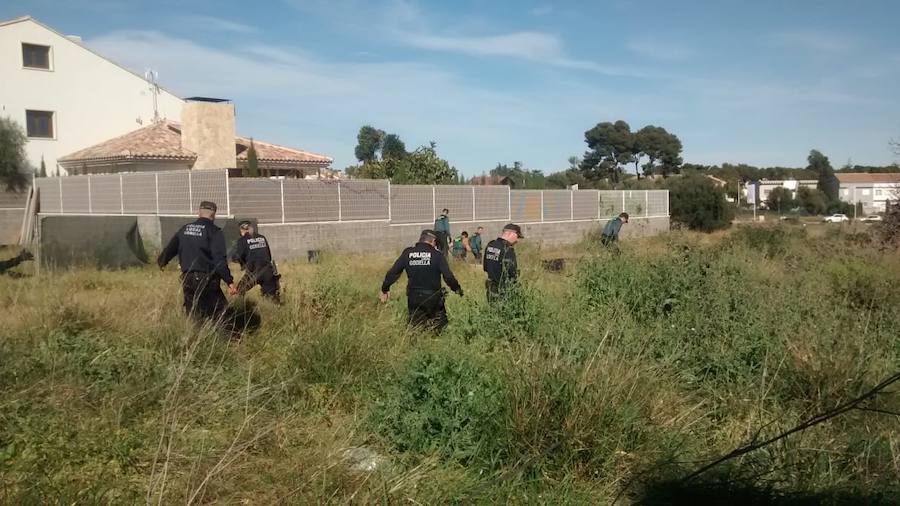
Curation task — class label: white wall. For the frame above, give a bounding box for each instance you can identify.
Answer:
[0,18,183,175]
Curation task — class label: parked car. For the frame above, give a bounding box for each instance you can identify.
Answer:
[823,214,850,223]
[861,215,883,222]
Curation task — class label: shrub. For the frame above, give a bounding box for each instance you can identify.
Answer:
[666,175,734,231]
[796,187,828,215]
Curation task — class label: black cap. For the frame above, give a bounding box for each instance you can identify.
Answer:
[199,201,217,212]
[503,223,524,238]
[238,220,252,229]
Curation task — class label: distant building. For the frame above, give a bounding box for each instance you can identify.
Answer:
[749,179,817,208]
[0,16,183,175]
[836,173,900,213]
[58,99,332,178]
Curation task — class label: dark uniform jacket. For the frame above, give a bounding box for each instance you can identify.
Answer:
[158,218,233,284]
[601,217,624,241]
[381,242,462,295]
[483,238,517,287]
[231,233,274,272]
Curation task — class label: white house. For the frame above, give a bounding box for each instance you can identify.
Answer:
[836,173,900,213]
[0,16,184,175]
[747,179,817,208]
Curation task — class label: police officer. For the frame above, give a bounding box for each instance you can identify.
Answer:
[433,208,451,256]
[231,220,281,303]
[158,201,236,321]
[483,223,523,303]
[379,229,463,332]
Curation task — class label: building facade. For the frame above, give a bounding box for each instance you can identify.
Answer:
[0,16,184,175]
[836,173,900,213]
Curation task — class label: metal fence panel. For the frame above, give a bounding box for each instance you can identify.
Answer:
[122,173,157,214]
[474,186,509,221]
[573,189,598,220]
[435,186,474,222]
[90,175,122,213]
[36,178,61,213]
[284,180,339,222]
[511,190,541,222]
[340,180,389,220]
[623,190,646,217]
[229,179,283,223]
[157,171,192,214]
[598,191,621,218]
[60,177,90,213]
[190,170,228,212]
[542,190,570,221]
[647,190,668,216]
[390,185,433,224]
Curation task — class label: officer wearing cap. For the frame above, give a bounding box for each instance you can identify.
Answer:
[483,223,523,302]
[379,229,463,332]
[231,220,281,303]
[158,201,236,321]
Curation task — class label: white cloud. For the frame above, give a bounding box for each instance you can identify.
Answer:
[406,31,564,60]
[181,15,258,34]
[627,39,693,61]
[768,29,857,54]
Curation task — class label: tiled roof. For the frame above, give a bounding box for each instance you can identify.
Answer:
[59,121,331,167]
[58,122,196,164]
[235,137,332,164]
[835,173,900,184]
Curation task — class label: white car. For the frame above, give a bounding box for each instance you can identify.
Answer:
[823,214,850,223]
[861,215,883,223]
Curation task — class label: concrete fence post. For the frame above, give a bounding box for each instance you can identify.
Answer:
[280,179,285,224]
[471,186,476,221]
[570,189,574,221]
[155,173,160,214]
[187,172,194,213]
[387,181,392,222]
[622,191,626,213]
[540,190,545,222]
[87,175,93,214]
[507,187,512,221]
[119,174,124,215]
[432,186,436,221]
[58,177,63,213]
[225,169,231,217]
[645,190,649,217]
[337,180,343,222]
[597,191,601,220]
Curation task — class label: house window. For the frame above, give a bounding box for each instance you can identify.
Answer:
[861,189,871,196]
[26,110,54,138]
[876,189,882,196]
[842,188,849,195]
[22,43,51,69]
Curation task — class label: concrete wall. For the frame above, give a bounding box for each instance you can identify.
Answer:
[258,217,670,261]
[180,101,236,170]
[0,190,27,245]
[0,17,183,175]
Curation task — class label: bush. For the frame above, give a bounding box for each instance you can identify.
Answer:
[666,175,734,231]
[796,187,828,215]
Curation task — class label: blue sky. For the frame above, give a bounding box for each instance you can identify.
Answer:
[6,0,900,175]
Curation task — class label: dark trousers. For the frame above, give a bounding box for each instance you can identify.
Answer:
[435,232,449,256]
[237,265,280,301]
[182,272,228,321]
[407,289,448,332]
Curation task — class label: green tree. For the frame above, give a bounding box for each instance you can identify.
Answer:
[354,125,384,163]
[491,161,547,189]
[246,139,260,177]
[399,142,458,184]
[580,120,634,183]
[807,149,839,203]
[796,187,829,215]
[381,133,407,160]
[0,117,31,191]
[634,125,682,178]
[666,174,734,231]
[766,187,795,213]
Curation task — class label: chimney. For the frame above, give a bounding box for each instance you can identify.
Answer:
[180,98,236,170]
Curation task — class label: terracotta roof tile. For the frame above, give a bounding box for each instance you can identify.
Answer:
[835,173,900,184]
[59,122,196,164]
[235,137,332,164]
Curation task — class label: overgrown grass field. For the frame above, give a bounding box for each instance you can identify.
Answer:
[1,226,898,504]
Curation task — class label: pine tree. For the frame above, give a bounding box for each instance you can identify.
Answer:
[39,156,47,178]
[247,139,260,177]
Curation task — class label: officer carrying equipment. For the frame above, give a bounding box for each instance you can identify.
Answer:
[483,223,523,302]
[158,201,236,321]
[380,229,463,332]
[231,220,281,303]
[433,208,451,256]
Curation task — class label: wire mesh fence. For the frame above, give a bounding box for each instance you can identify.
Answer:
[34,170,669,224]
